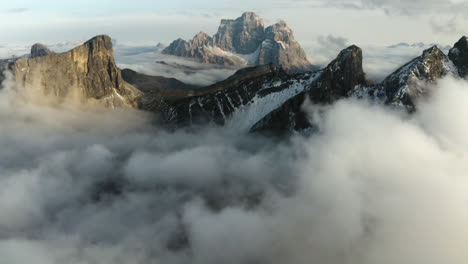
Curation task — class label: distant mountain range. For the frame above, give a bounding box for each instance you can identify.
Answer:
[1,16,467,135]
[162,12,313,73]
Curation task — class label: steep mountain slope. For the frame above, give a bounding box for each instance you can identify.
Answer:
[5,35,142,108]
[448,36,468,78]
[351,45,457,110]
[147,45,367,132]
[162,12,313,72]
[149,36,468,134]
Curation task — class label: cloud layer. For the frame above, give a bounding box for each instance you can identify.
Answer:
[0,72,467,263]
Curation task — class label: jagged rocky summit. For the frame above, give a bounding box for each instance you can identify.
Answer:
[2,35,142,108]
[162,12,313,72]
[147,36,468,134]
[449,36,468,78]
[30,43,54,58]
[2,32,468,136]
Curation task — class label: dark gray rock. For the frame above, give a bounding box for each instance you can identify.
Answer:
[11,35,142,108]
[121,68,198,93]
[30,43,54,58]
[253,45,369,133]
[449,36,468,78]
[152,45,367,133]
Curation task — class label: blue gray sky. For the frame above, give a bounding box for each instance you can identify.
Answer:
[0,0,467,47]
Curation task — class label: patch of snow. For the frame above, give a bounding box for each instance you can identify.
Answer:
[226,73,321,132]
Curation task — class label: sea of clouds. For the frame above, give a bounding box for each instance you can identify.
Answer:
[0,66,467,264]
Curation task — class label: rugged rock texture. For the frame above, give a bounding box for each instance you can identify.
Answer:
[350,46,456,110]
[30,43,54,58]
[150,45,367,133]
[162,12,312,72]
[11,35,141,108]
[253,45,369,132]
[448,36,468,78]
[162,32,244,66]
[212,12,265,54]
[258,21,312,73]
[153,37,468,134]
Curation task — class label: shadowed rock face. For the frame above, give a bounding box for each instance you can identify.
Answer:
[163,12,312,72]
[150,45,367,133]
[30,43,54,58]
[253,45,369,133]
[121,68,198,93]
[449,36,468,78]
[11,35,142,108]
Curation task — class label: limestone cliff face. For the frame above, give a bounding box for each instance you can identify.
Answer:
[212,12,265,54]
[258,21,313,73]
[162,32,244,66]
[12,35,141,108]
[163,12,313,72]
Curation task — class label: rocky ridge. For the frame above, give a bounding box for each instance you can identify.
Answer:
[3,35,141,108]
[152,36,468,134]
[162,12,313,72]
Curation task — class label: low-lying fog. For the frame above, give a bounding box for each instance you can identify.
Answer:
[0,69,467,264]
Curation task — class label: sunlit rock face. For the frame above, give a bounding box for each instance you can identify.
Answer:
[163,12,313,72]
[9,35,142,108]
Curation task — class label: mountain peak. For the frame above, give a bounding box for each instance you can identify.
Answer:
[12,35,141,108]
[163,13,312,72]
[449,36,468,77]
[213,12,265,54]
[265,21,294,42]
[30,43,53,58]
[84,35,113,51]
[422,45,443,57]
[240,11,261,21]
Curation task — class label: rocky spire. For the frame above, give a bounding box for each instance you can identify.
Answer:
[30,43,53,58]
[448,36,468,78]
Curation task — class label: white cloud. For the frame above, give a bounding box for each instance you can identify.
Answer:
[0,65,468,263]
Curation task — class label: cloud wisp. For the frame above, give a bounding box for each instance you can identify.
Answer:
[0,73,467,263]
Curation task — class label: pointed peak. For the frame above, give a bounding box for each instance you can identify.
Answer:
[335,45,362,61]
[83,35,114,52]
[30,43,53,58]
[422,45,443,57]
[453,36,468,49]
[241,11,261,20]
[194,31,210,39]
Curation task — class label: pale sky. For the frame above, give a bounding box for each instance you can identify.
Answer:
[0,0,467,48]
